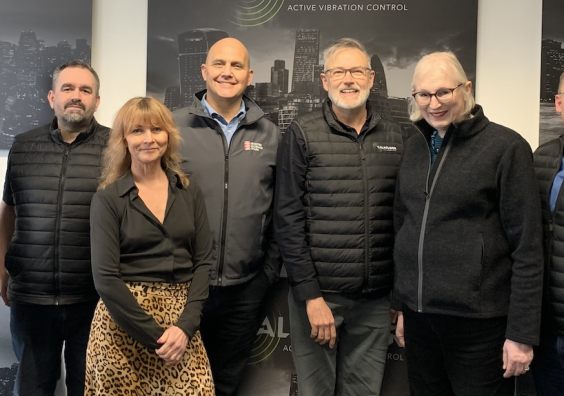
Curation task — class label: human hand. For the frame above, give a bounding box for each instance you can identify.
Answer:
[0,270,9,306]
[394,311,405,347]
[305,297,337,348]
[502,339,533,378]
[156,326,188,365]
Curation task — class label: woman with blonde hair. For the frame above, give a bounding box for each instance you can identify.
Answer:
[85,97,214,394]
[393,52,543,395]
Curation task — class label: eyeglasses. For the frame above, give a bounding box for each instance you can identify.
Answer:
[323,67,373,81]
[412,83,464,105]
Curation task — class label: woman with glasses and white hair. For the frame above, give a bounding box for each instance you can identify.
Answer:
[392,51,543,395]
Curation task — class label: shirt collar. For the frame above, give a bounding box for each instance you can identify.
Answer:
[116,169,182,197]
[201,94,246,125]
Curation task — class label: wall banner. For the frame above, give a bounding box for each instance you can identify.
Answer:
[0,0,92,150]
[147,1,478,394]
[539,0,564,145]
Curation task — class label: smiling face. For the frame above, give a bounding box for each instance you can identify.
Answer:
[47,67,99,129]
[321,47,374,112]
[201,38,253,106]
[412,58,472,135]
[125,123,169,168]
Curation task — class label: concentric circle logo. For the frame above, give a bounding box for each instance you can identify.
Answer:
[232,0,285,27]
[248,312,287,364]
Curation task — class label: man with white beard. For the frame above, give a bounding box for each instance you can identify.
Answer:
[274,38,403,396]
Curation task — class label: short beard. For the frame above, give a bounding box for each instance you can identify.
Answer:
[62,112,86,124]
[60,108,94,129]
[328,88,370,110]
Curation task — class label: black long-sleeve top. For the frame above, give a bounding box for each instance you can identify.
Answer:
[90,170,213,349]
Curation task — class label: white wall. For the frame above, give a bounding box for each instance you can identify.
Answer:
[0,0,545,176]
[92,0,148,127]
[476,0,542,149]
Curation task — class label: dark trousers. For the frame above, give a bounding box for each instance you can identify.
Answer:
[200,271,270,396]
[288,292,390,396]
[403,308,514,396]
[532,332,564,395]
[10,301,97,396]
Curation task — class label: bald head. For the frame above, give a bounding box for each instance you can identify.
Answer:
[201,37,253,114]
[206,37,251,68]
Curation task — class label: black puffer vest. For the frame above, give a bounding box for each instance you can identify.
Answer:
[298,100,403,297]
[5,118,109,305]
[534,135,564,335]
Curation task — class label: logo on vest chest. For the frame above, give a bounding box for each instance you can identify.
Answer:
[373,143,398,152]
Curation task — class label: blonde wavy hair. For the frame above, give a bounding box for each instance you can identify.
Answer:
[407,51,475,122]
[98,97,188,189]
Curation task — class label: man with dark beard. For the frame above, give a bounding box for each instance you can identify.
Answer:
[0,60,109,396]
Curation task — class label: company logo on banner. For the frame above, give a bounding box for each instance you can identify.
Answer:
[233,0,285,27]
[233,0,410,27]
[249,312,290,364]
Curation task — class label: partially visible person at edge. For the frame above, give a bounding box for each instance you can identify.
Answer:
[173,37,281,396]
[532,70,564,395]
[85,97,214,395]
[393,51,544,396]
[0,60,109,396]
[275,38,403,395]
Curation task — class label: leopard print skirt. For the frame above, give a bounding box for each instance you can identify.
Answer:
[85,281,215,395]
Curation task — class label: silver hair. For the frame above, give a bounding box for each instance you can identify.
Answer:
[407,51,475,122]
[322,38,371,69]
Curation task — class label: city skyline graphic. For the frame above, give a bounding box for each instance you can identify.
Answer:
[147,0,478,139]
[540,0,564,145]
[0,0,92,150]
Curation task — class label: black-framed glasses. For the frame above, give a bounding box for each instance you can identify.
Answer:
[323,67,373,81]
[412,83,464,105]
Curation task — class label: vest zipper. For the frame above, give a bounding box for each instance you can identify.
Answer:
[54,146,70,303]
[359,140,370,287]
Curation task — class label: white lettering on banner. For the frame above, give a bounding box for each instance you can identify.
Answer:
[318,4,364,11]
[387,352,404,361]
[287,3,408,12]
[287,4,317,11]
[256,316,290,338]
[367,3,408,11]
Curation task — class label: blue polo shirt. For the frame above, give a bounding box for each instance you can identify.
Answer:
[201,95,246,147]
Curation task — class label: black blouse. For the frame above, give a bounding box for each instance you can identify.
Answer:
[90,170,213,349]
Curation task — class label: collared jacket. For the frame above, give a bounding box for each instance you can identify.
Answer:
[174,90,281,287]
[3,118,109,305]
[275,99,403,302]
[394,105,544,345]
[533,135,564,336]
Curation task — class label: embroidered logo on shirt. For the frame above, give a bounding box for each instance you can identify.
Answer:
[373,143,398,152]
[243,141,263,151]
